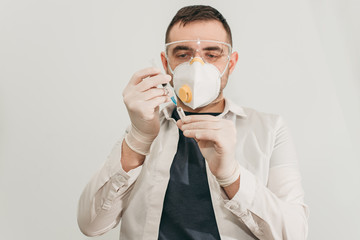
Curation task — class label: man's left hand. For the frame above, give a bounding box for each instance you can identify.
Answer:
[177,115,240,186]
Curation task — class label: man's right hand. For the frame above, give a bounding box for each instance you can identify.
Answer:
[122,67,172,156]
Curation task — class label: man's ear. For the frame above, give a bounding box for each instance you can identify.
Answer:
[160,52,168,73]
[228,51,239,75]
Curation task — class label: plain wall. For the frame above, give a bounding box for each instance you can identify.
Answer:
[0,0,359,239]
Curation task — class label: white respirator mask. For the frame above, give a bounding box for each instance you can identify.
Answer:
[170,57,228,109]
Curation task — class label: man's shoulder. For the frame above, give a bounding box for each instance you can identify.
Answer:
[229,102,282,130]
[243,106,280,120]
[226,98,280,122]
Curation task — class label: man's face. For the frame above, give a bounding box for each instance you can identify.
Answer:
[161,20,238,93]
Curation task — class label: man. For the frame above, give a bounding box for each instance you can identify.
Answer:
[78,5,309,240]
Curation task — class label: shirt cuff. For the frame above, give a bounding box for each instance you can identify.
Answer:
[224,166,257,215]
[101,139,142,210]
[106,138,143,181]
[223,166,262,235]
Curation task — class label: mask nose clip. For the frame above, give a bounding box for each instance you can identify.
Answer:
[190,57,205,65]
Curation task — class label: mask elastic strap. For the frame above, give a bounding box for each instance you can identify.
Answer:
[166,58,175,75]
[220,56,230,78]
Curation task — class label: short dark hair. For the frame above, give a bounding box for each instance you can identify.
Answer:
[165,5,233,46]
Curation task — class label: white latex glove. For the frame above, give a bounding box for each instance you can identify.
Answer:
[123,67,172,155]
[177,115,240,187]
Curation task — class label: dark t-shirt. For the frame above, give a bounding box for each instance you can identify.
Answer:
[158,109,221,240]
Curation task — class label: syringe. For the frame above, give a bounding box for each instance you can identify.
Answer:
[164,85,177,106]
[149,58,177,106]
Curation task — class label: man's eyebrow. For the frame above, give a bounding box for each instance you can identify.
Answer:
[202,46,223,52]
[171,45,192,54]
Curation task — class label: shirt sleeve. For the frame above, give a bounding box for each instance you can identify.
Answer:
[224,116,309,240]
[77,135,142,237]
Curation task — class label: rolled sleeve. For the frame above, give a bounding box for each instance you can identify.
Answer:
[78,138,142,236]
[224,166,256,214]
[101,147,142,210]
[224,166,263,236]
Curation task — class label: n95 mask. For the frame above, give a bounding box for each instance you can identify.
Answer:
[171,57,225,109]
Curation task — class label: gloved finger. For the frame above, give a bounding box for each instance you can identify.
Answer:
[142,87,169,101]
[137,74,171,92]
[183,129,220,142]
[181,114,220,124]
[185,129,227,149]
[146,95,171,109]
[129,67,162,85]
[176,119,184,129]
[181,121,222,131]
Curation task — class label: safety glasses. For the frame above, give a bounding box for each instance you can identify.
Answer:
[165,40,232,68]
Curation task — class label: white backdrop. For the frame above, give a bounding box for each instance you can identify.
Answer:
[1,0,359,239]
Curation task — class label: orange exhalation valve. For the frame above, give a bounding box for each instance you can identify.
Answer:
[178,84,192,103]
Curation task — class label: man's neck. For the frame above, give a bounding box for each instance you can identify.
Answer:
[177,94,225,113]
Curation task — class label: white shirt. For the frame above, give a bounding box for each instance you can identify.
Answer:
[77,98,309,240]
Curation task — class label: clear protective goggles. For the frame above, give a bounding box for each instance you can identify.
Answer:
[165,39,232,73]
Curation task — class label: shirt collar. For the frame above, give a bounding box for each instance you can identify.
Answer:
[162,103,176,120]
[220,98,248,118]
[161,98,248,120]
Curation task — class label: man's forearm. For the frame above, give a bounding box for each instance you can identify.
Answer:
[223,176,240,199]
[121,140,146,172]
